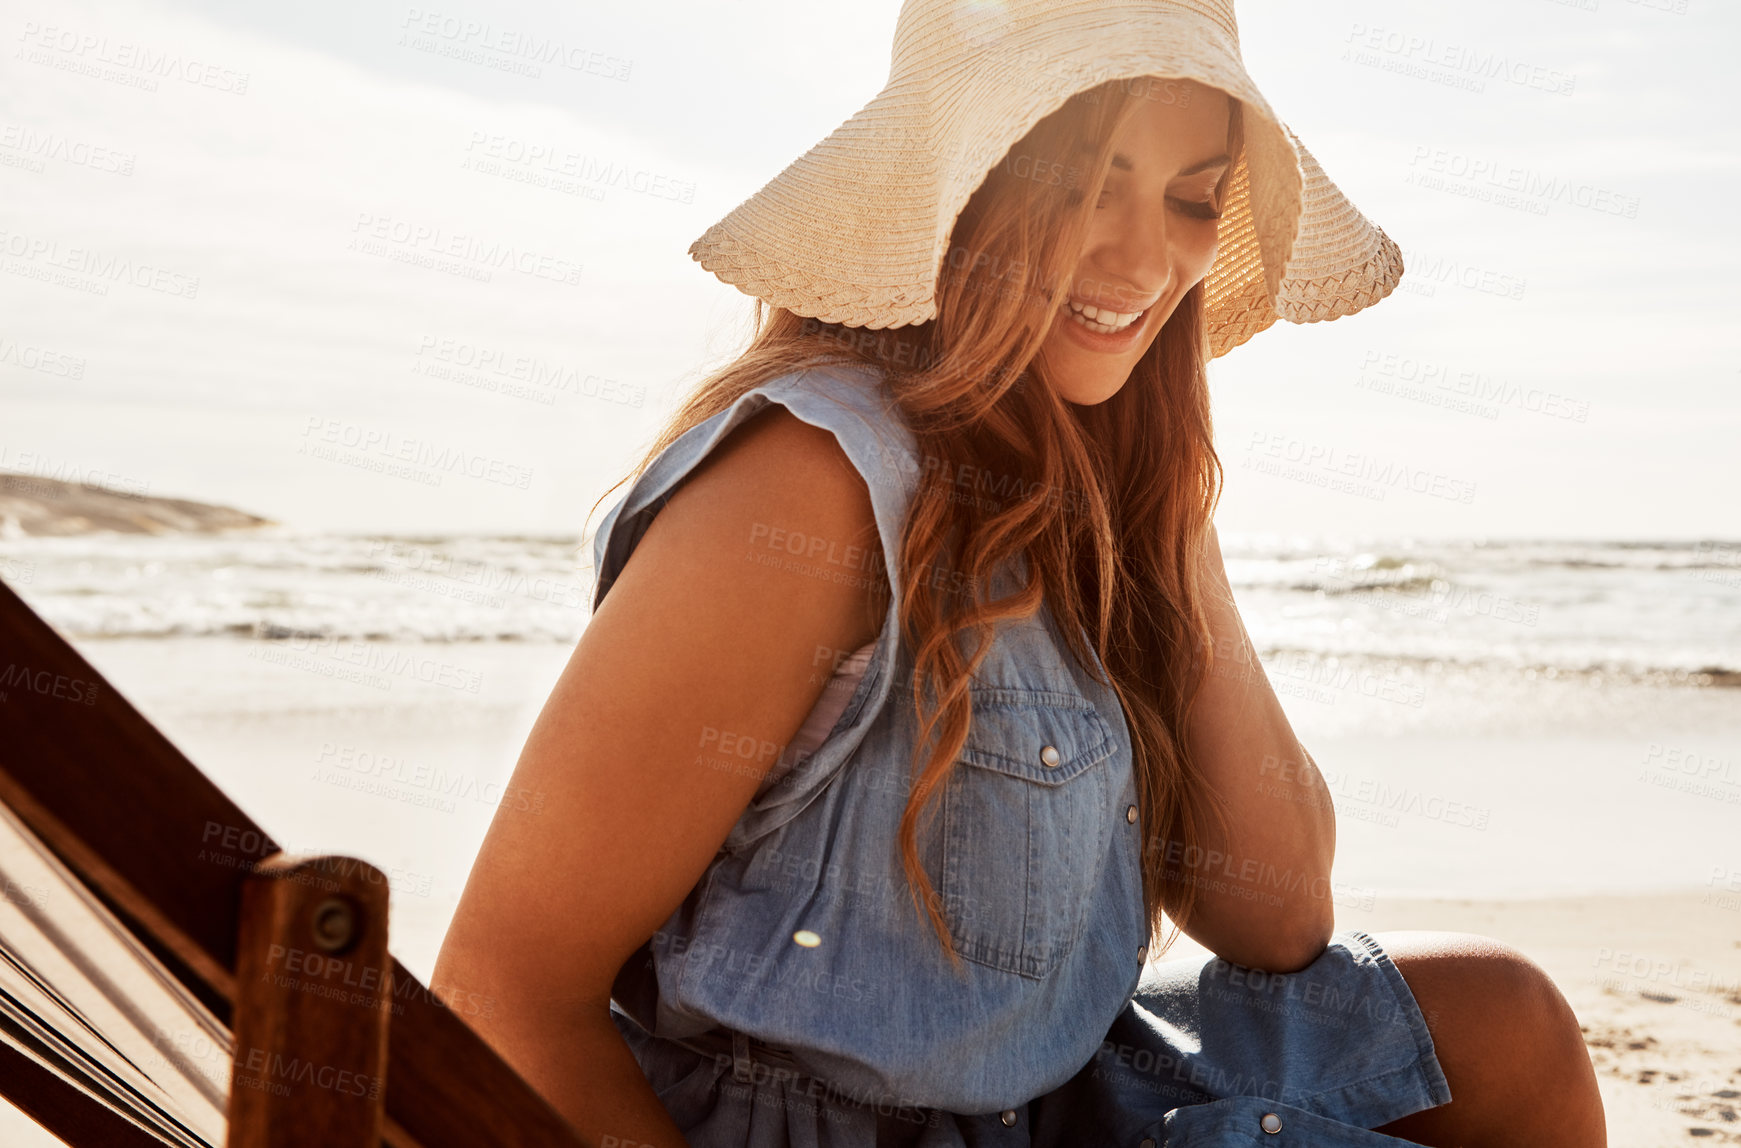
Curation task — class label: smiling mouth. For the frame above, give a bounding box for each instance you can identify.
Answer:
[1061,297,1148,334]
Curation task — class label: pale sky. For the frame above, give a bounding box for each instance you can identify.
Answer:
[1,0,1735,540]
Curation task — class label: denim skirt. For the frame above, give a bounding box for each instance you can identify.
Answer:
[611,929,1453,1147]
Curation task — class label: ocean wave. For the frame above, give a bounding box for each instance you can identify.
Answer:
[1293,572,1447,596]
[1252,648,1741,690]
[3,532,1737,686]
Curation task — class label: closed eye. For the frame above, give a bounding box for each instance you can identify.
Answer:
[1095,186,1222,221]
[1169,196,1222,220]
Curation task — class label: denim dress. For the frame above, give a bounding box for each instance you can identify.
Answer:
[590,362,1452,1146]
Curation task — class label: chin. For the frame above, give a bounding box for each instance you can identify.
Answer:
[1059,376,1127,406]
[1037,333,1156,407]
[1040,351,1142,406]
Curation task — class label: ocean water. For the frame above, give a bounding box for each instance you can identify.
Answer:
[0,531,595,644]
[2,530,1737,685]
[1223,537,1741,687]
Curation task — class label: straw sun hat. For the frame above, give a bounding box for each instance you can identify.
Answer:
[689,0,1403,359]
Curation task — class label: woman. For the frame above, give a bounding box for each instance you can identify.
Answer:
[434,1,1607,1144]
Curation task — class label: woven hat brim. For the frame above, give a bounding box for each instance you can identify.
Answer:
[1207,129,1404,358]
[689,6,1402,358]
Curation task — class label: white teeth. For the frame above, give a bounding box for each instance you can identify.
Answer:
[1064,298,1143,333]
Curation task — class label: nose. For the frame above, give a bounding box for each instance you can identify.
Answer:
[1084,194,1173,309]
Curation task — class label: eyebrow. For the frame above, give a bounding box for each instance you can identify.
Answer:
[1108,151,1232,175]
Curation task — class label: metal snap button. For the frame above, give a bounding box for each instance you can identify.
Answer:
[1000,1108,1018,1126]
[1137,944,1148,963]
[1039,745,1060,768]
[1139,1139,1157,1148]
[1261,1112,1283,1134]
[1125,804,1138,823]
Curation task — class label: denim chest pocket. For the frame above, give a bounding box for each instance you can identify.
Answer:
[937,686,1118,980]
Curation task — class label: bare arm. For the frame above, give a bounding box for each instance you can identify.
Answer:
[431,407,888,1145]
[1167,522,1337,973]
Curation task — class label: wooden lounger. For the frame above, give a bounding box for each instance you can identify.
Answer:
[0,576,589,1147]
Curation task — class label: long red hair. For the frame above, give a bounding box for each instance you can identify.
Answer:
[590,79,1245,969]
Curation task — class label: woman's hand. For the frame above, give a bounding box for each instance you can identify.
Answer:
[1165,520,1337,973]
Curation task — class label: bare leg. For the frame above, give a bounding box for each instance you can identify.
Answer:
[1370,930,1607,1148]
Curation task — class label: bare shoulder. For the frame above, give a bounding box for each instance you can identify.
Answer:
[675,405,880,540]
[660,403,891,626]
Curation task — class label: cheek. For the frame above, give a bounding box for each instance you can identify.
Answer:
[1180,227,1221,284]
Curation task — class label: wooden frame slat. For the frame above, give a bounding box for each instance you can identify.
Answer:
[0,578,589,1148]
[0,1038,177,1148]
